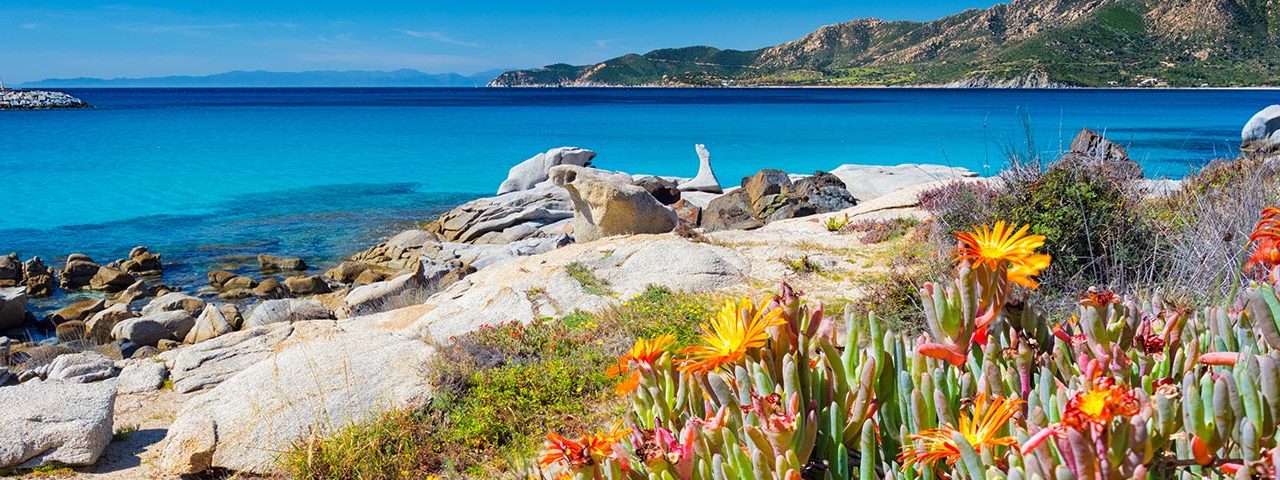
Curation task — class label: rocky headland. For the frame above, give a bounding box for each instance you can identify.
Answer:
[0,90,90,110]
[10,104,1280,477]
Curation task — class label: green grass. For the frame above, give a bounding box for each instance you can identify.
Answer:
[112,424,139,442]
[282,285,716,479]
[565,262,612,296]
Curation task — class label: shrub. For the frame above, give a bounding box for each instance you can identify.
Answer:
[843,217,921,244]
[1154,156,1280,300]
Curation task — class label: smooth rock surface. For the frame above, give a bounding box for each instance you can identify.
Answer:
[1243,104,1280,150]
[428,182,574,244]
[830,164,978,202]
[244,299,333,329]
[169,323,298,393]
[497,146,596,195]
[0,287,26,330]
[159,321,433,474]
[140,292,205,317]
[359,236,748,341]
[184,304,234,344]
[341,260,452,318]
[31,351,116,383]
[0,379,115,468]
[117,361,167,394]
[549,165,677,242]
[111,310,196,346]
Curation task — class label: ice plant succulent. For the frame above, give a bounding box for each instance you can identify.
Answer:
[1062,373,1141,431]
[679,296,785,374]
[606,334,675,395]
[900,394,1022,470]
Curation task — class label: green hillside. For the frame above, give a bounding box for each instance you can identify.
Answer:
[491,0,1280,87]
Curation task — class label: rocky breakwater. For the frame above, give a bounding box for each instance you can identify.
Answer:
[0,90,90,110]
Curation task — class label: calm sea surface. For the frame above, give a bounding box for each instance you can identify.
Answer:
[1,87,1274,302]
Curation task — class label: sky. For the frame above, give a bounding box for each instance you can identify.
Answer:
[1,1,1000,83]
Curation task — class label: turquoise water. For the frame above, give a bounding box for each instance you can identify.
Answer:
[0,87,1271,298]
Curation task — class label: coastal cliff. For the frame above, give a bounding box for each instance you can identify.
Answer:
[0,90,89,110]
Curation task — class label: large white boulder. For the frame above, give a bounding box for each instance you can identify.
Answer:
[0,380,116,468]
[829,164,978,202]
[168,323,299,394]
[158,321,433,475]
[1242,105,1280,150]
[429,182,575,244]
[497,146,596,195]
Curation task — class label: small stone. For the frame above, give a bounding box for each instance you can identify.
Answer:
[252,278,288,299]
[118,361,168,394]
[55,320,87,344]
[88,266,135,292]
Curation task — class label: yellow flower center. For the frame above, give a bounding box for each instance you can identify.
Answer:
[1077,390,1109,419]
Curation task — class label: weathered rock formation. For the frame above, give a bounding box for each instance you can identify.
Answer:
[549,165,677,242]
[0,380,114,468]
[678,144,723,193]
[159,321,433,475]
[497,146,596,195]
[1243,104,1280,153]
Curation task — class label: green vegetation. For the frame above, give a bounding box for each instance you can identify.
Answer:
[495,0,1280,87]
[284,286,717,479]
[565,262,612,296]
[112,424,139,442]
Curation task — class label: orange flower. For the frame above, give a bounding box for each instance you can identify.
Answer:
[1062,374,1140,430]
[1248,207,1280,277]
[607,334,676,396]
[955,221,1052,289]
[539,423,632,469]
[680,297,785,375]
[539,433,592,468]
[899,394,1022,470]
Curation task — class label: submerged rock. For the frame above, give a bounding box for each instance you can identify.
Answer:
[0,380,115,468]
[549,165,677,242]
[497,146,596,195]
[120,246,162,276]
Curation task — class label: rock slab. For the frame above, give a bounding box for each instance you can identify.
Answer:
[159,321,433,474]
[0,380,115,468]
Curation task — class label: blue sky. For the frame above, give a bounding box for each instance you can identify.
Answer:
[2,1,999,83]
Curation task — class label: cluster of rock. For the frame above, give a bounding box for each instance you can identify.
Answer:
[0,90,90,110]
[0,142,989,475]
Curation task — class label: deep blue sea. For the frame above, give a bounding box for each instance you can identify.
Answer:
[1,87,1274,306]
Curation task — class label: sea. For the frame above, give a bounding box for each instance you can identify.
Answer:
[1,87,1274,310]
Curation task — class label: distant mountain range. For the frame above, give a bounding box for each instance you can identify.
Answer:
[20,69,506,88]
[492,0,1280,88]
